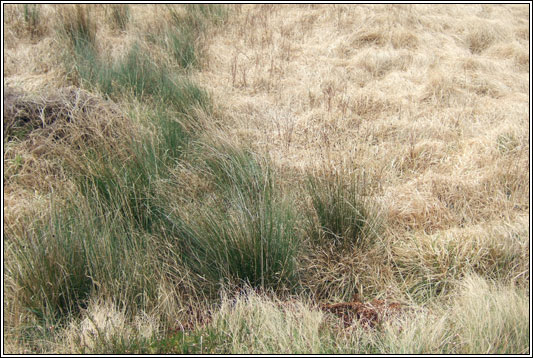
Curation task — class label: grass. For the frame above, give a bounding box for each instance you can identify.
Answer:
[391,219,529,302]
[56,5,96,49]
[174,144,301,292]
[108,4,130,32]
[306,170,383,251]
[23,4,41,38]
[3,4,530,355]
[205,276,529,354]
[57,5,211,110]
[150,4,227,70]
[5,192,163,323]
[70,40,210,111]
[5,4,211,332]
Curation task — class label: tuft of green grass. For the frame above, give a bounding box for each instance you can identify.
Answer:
[5,190,165,324]
[166,28,198,69]
[69,40,210,114]
[73,113,189,234]
[497,132,520,154]
[6,201,94,322]
[5,107,193,325]
[172,145,301,292]
[306,171,383,251]
[184,4,228,27]
[156,4,228,70]
[147,329,225,354]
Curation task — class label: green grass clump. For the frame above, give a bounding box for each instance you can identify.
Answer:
[184,4,228,25]
[173,145,300,292]
[77,329,224,354]
[59,5,212,110]
[110,44,208,108]
[70,41,210,113]
[5,209,93,322]
[5,194,163,323]
[75,109,192,233]
[5,122,191,325]
[165,28,198,69]
[306,171,383,250]
[146,329,225,354]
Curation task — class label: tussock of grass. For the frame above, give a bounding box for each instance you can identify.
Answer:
[56,5,211,111]
[5,193,163,322]
[373,275,528,354]
[391,218,529,301]
[58,298,158,354]
[306,170,383,250]
[211,289,328,354]
[449,274,529,354]
[3,86,123,145]
[2,86,129,202]
[174,144,300,292]
[207,276,529,354]
[165,28,198,70]
[151,4,227,70]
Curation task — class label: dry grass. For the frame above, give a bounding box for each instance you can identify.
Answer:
[197,5,529,350]
[3,4,529,354]
[198,2,529,252]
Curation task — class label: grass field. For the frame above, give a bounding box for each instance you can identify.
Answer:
[3,4,530,354]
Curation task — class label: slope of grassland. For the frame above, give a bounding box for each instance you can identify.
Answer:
[2,4,530,354]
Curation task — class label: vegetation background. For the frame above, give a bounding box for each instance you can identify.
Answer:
[3,4,530,354]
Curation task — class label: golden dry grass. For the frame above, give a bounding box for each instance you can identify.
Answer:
[2,3,530,354]
[197,3,529,304]
[197,4,529,234]
[6,5,527,230]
